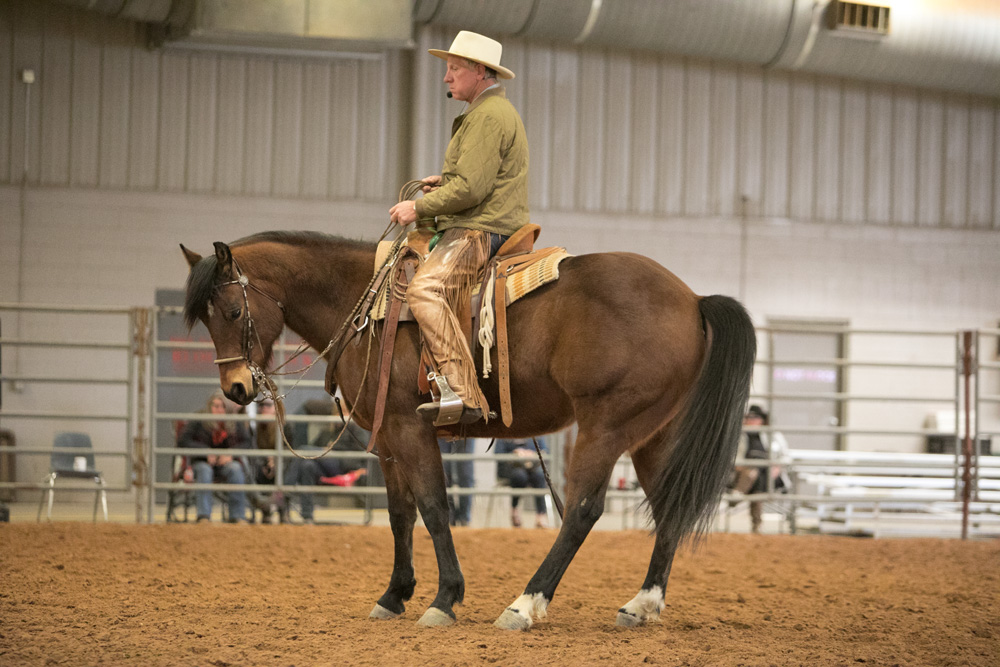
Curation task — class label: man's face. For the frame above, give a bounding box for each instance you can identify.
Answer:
[444,55,482,102]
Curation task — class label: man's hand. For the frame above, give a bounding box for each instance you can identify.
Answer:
[420,175,441,193]
[389,199,418,226]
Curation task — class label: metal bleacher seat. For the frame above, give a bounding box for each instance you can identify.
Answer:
[37,432,109,522]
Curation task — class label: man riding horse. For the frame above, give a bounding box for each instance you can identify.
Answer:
[388,30,529,427]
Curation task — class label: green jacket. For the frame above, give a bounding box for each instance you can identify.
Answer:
[414,86,530,237]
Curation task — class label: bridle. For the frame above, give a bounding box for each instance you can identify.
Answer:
[211,257,285,384]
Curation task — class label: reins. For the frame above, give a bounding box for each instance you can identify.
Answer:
[212,181,426,461]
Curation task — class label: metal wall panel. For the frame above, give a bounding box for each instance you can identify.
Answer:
[129,47,160,190]
[841,83,867,224]
[891,91,919,226]
[815,80,842,222]
[40,11,72,186]
[710,66,738,217]
[243,59,274,196]
[684,61,711,217]
[789,76,816,220]
[157,52,188,191]
[11,2,41,185]
[355,59,386,201]
[737,66,764,216]
[0,7,12,184]
[866,88,892,225]
[761,71,790,219]
[577,50,606,213]
[629,54,659,216]
[3,1,397,202]
[524,43,553,212]
[549,47,579,210]
[300,61,331,199]
[943,99,970,229]
[2,7,998,230]
[967,103,995,229]
[604,52,632,213]
[69,12,101,188]
[329,60,360,199]
[272,60,303,198]
[655,59,684,216]
[214,56,246,194]
[186,53,218,193]
[917,95,945,227]
[98,20,132,189]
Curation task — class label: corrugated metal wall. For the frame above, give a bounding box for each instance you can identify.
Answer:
[2,4,998,229]
[415,25,1000,229]
[0,1,403,201]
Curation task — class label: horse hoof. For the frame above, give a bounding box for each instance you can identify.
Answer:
[494,608,531,631]
[616,610,643,627]
[369,604,401,620]
[417,607,455,627]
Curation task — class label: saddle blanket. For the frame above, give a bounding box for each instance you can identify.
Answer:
[370,241,572,322]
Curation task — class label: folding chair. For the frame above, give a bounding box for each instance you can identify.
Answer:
[37,432,108,522]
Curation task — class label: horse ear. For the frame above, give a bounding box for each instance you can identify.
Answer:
[180,244,202,268]
[213,242,233,274]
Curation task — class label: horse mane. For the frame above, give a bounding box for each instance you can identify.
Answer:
[183,230,374,330]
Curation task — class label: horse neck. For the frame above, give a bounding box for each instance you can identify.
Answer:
[240,238,375,351]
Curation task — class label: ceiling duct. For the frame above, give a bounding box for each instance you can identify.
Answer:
[414,0,1000,99]
[53,0,413,54]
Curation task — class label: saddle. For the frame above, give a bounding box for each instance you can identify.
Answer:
[363,223,571,445]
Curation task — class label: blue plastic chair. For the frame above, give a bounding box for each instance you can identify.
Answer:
[37,432,108,522]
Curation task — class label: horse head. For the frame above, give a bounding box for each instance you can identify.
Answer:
[181,241,286,405]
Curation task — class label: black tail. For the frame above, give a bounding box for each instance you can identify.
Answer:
[646,295,756,546]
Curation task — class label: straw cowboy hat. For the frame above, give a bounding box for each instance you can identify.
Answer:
[428,30,515,80]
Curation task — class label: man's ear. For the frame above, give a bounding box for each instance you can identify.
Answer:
[180,244,202,268]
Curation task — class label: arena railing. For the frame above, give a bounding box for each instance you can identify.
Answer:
[149,311,563,525]
[0,303,144,520]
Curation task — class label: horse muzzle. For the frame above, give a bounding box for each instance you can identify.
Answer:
[218,364,258,405]
[225,380,258,406]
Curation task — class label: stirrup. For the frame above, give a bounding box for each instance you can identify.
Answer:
[417,374,473,426]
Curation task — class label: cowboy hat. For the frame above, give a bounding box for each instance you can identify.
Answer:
[428,30,515,80]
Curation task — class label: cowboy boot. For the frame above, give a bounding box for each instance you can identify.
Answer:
[416,373,483,426]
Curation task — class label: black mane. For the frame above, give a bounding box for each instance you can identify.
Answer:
[182,231,374,329]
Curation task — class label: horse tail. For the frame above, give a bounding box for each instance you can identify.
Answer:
[647,294,756,546]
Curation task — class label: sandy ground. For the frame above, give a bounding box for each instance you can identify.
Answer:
[1,524,998,666]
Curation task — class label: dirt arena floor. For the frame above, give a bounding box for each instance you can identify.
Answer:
[2,524,997,666]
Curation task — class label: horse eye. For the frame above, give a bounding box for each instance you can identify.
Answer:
[228,306,242,321]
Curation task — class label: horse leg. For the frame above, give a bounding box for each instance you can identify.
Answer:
[494,430,622,630]
[369,461,417,620]
[380,420,466,627]
[614,441,677,627]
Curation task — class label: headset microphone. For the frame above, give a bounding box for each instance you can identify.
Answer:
[446,91,453,98]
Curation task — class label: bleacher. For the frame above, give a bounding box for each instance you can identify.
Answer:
[781,449,1000,537]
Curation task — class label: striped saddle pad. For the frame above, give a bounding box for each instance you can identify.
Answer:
[370,242,572,323]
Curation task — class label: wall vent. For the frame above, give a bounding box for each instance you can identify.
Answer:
[831,1,890,36]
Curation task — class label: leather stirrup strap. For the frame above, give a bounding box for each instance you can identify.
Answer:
[491,246,565,428]
[368,271,406,453]
[494,268,513,427]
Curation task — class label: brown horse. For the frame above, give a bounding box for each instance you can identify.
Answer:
[181,231,755,630]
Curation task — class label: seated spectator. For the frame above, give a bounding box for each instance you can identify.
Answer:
[178,390,250,523]
[495,438,549,528]
[283,399,369,524]
[439,438,474,527]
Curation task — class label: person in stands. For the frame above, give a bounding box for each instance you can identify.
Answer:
[495,438,549,528]
[178,390,250,523]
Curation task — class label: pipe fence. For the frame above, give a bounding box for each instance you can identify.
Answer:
[2,305,998,538]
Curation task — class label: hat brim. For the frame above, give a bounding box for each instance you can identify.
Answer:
[428,49,515,80]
